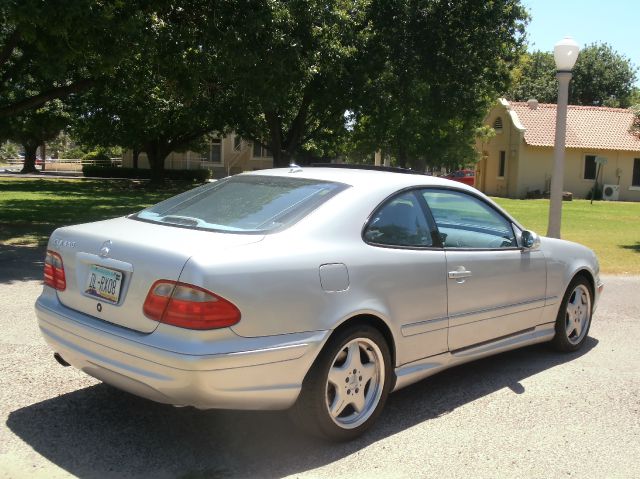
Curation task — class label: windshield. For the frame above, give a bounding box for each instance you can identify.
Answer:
[133,175,348,234]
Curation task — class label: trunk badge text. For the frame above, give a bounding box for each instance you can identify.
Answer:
[53,239,77,249]
[99,240,112,258]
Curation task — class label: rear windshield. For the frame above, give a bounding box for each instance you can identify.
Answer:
[132,175,348,234]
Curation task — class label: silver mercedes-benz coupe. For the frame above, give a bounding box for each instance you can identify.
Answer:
[35,166,603,440]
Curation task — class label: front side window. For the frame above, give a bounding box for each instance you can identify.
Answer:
[584,155,597,180]
[134,175,348,234]
[364,191,433,247]
[422,189,516,249]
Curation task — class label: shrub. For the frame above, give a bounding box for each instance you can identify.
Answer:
[82,165,211,182]
[82,149,112,166]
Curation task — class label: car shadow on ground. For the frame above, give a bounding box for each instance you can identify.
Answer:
[7,338,597,478]
[0,244,45,284]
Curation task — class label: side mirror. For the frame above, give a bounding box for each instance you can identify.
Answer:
[521,230,540,250]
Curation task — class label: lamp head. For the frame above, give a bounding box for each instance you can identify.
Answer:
[554,36,580,72]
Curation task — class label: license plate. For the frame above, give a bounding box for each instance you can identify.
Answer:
[85,265,123,303]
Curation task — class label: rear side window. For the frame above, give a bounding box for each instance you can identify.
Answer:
[364,191,433,247]
[134,175,348,234]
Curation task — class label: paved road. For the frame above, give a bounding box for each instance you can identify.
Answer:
[1,248,639,478]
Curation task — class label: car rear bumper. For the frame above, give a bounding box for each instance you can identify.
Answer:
[35,288,329,410]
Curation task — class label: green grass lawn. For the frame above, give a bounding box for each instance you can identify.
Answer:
[1,177,639,274]
[0,177,191,246]
[493,197,640,275]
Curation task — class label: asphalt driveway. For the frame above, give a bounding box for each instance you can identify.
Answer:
[1,245,639,478]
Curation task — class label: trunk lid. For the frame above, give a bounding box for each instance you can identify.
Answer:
[49,216,263,333]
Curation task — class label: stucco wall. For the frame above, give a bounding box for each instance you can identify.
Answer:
[479,104,522,198]
[516,147,640,201]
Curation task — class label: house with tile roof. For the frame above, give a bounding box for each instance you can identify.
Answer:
[476,99,640,201]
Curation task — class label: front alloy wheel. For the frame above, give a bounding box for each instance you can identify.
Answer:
[553,276,593,352]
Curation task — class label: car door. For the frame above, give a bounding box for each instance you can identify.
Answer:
[420,188,546,352]
[361,190,449,365]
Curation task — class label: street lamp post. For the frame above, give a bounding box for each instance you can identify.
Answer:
[547,37,580,239]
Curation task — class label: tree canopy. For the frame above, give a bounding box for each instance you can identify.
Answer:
[507,43,638,108]
[0,0,145,118]
[3,0,531,172]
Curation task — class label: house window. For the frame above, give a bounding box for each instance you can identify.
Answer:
[584,155,597,180]
[498,151,506,177]
[208,138,222,164]
[493,117,503,130]
[252,141,273,159]
[633,158,640,187]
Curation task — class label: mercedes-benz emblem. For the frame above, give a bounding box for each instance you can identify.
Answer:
[96,303,102,312]
[99,240,112,258]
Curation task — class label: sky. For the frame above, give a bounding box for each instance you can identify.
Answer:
[522,0,638,82]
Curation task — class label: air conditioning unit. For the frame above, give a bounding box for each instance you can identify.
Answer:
[602,184,620,201]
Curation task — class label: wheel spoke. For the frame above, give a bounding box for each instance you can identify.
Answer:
[566,320,576,337]
[574,318,583,336]
[329,389,350,418]
[344,342,363,371]
[360,362,376,387]
[328,365,347,388]
[351,389,366,413]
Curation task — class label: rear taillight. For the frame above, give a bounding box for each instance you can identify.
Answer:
[44,250,66,291]
[143,280,241,330]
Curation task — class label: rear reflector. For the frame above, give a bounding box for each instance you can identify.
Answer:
[143,280,241,330]
[44,250,66,291]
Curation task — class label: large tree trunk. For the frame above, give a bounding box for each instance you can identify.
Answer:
[21,143,39,173]
[132,149,140,169]
[40,143,46,172]
[145,143,169,183]
[265,110,290,168]
[397,146,408,169]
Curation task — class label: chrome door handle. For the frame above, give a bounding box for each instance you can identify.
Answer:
[448,270,472,279]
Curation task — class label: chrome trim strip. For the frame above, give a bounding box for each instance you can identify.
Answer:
[448,297,546,327]
[401,317,448,337]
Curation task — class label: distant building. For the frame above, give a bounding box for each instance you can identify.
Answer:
[122,133,274,177]
[477,99,640,201]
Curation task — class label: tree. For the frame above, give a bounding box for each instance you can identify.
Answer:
[0,99,70,172]
[72,5,227,181]
[507,43,638,107]
[349,0,527,170]
[193,0,368,167]
[0,0,145,119]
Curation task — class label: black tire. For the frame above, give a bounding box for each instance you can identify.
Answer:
[552,276,593,352]
[290,324,392,441]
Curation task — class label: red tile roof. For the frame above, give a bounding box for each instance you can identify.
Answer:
[507,101,640,152]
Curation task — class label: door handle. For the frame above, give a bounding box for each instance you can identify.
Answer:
[448,269,472,279]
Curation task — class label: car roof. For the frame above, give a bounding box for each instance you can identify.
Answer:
[241,166,477,192]
[240,166,524,231]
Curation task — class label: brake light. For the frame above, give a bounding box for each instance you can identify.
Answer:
[143,280,241,330]
[44,250,66,291]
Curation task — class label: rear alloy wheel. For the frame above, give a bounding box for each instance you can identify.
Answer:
[291,325,391,441]
[552,277,593,352]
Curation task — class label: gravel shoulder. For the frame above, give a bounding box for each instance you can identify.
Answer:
[0,271,638,479]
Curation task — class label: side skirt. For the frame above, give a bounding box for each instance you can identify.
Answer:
[392,322,555,392]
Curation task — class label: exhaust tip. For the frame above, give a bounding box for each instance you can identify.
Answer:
[53,352,70,367]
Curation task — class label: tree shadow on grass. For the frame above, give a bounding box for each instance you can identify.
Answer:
[7,338,597,479]
[620,242,640,253]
